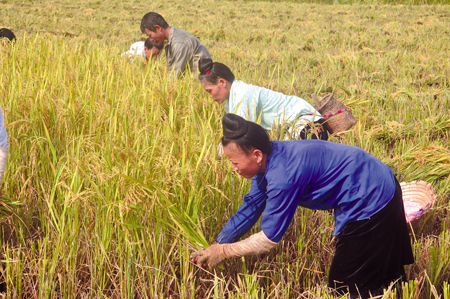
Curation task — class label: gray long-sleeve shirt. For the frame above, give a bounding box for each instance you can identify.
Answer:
[165,27,211,78]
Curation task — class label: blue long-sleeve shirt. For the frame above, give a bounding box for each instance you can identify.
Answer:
[215,140,396,244]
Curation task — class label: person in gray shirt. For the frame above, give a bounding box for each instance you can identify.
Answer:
[140,12,212,78]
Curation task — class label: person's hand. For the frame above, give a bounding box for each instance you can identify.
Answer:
[190,232,277,268]
[190,249,207,268]
[190,241,220,268]
[190,244,227,268]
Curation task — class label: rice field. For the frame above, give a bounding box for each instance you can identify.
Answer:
[1,0,450,298]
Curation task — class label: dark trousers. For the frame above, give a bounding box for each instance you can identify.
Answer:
[328,178,414,298]
[299,119,329,141]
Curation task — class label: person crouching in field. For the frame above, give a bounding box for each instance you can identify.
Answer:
[122,38,163,61]
[140,12,212,78]
[0,30,10,181]
[0,28,16,45]
[198,58,327,140]
[191,113,414,299]
[0,108,8,184]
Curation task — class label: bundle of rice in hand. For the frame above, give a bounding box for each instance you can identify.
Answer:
[401,181,438,223]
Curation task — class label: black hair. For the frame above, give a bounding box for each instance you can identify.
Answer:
[198,58,235,84]
[144,38,164,50]
[0,28,16,42]
[222,114,272,156]
[140,12,169,33]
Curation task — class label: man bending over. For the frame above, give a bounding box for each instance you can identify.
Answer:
[140,12,212,78]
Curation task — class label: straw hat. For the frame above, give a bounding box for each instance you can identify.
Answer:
[400,180,438,222]
[312,93,356,134]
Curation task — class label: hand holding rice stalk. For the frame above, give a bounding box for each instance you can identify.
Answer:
[190,231,277,268]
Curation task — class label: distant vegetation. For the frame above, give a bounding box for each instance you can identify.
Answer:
[233,0,450,4]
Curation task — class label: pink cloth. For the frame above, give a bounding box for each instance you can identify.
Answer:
[403,200,423,223]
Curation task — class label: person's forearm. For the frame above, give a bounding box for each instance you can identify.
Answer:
[191,231,278,268]
[223,231,277,258]
[215,193,267,244]
[0,147,8,184]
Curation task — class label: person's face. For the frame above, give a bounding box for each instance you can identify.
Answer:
[223,142,262,179]
[201,78,230,104]
[144,46,162,60]
[0,38,11,47]
[144,25,165,43]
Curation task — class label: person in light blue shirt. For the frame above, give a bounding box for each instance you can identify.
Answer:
[191,114,414,298]
[0,108,8,184]
[198,58,327,140]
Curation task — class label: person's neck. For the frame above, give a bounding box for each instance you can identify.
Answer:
[163,26,171,41]
[259,154,268,173]
[225,80,233,100]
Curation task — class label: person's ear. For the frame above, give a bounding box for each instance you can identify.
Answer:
[253,149,263,164]
[154,25,163,32]
[218,78,227,88]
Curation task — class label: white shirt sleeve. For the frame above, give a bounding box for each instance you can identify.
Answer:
[121,41,146,59]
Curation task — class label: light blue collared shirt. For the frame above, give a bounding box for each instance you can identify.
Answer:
[225,80,322,131]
